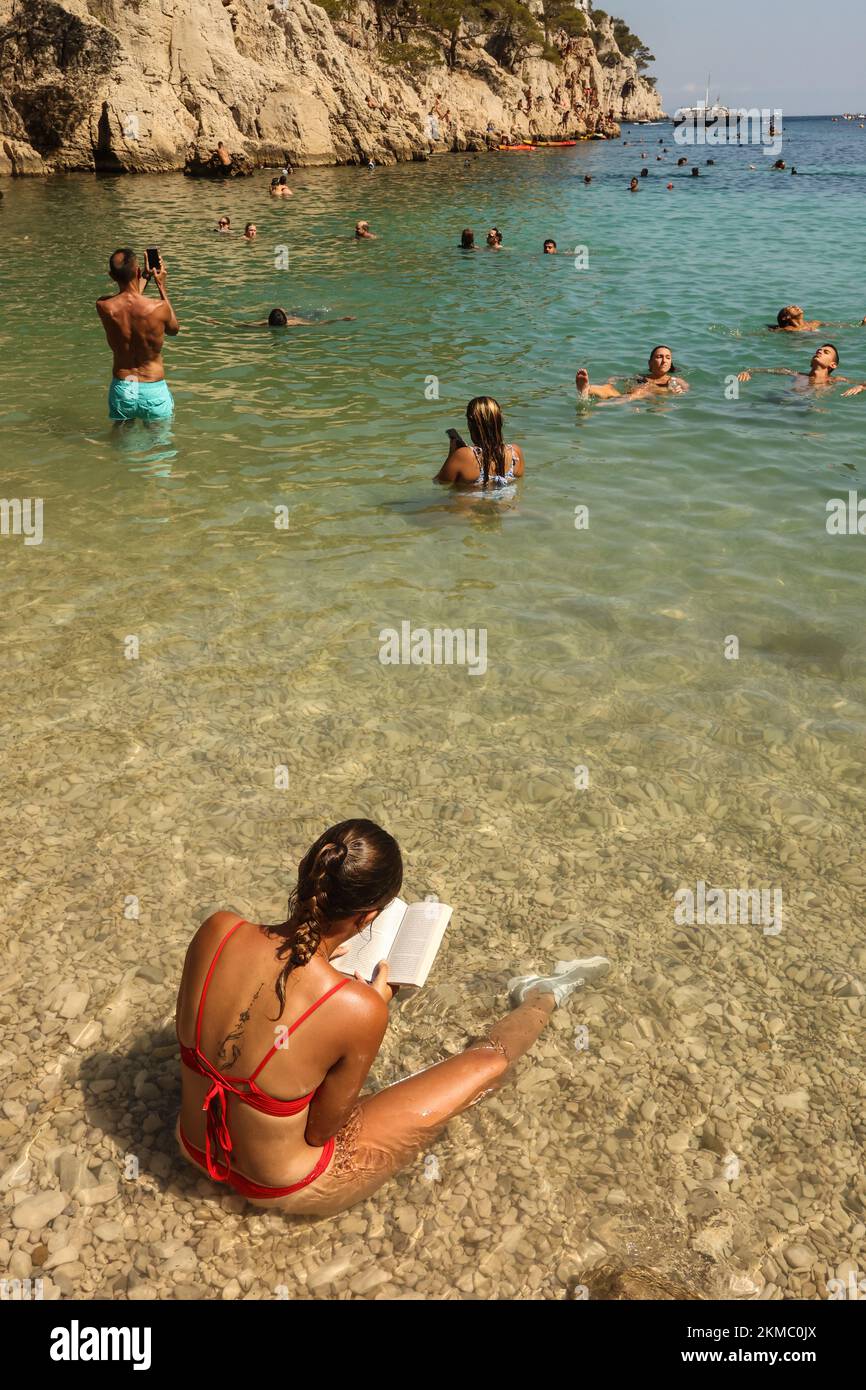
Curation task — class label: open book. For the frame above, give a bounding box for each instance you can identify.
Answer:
[332,896,452,990]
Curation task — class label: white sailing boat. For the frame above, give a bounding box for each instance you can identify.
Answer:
[674,76,733,127]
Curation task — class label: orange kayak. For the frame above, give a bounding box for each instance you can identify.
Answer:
[498,144,536,152]
[536,141,578,147]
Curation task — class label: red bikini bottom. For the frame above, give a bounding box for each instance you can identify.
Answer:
[180,1126,334,1199]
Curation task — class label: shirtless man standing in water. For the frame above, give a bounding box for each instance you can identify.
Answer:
[96,249,179,422]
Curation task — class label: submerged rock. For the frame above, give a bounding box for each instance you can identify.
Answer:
[12,1189,67,1232]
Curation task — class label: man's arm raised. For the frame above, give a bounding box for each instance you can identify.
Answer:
[151,264,180,335]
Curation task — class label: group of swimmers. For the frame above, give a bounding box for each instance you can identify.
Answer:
[215,216,258,239]
[576,330,866,402]
[216,211,377,241]
[459,227,503,250]
[94,238,866,441]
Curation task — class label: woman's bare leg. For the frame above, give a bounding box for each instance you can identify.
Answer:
[576,367,621,400]
[263,991,556,1217]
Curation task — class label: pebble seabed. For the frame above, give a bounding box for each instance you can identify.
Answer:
[1,647,865,1302]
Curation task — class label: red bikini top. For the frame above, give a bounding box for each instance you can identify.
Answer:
[177,918,348,1181]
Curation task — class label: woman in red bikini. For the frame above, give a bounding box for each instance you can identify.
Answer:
[176,818,609,1215]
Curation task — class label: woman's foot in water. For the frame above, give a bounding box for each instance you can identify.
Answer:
[508,956,611,1008]
[576,370,621,401]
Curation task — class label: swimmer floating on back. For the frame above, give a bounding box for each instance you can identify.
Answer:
[738,343,851,391]
[243,308,357,327]
[770,305,866,332]
[576,346,688,401]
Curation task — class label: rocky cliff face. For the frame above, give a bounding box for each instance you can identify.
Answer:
[0,0,664,176]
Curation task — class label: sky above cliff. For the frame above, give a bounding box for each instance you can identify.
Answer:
[620,0,865,116]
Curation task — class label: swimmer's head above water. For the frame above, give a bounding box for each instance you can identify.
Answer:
[266,819,403,1009]
[543,239,557,254]
[460,228,476,249]
[813,343,840,374]
[778,305,801,327]
[268,308,289,326]
[647,345,678,377]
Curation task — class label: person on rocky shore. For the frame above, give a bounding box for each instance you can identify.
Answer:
[175,819,609,1215]
[576,346,688,401]
[216,141,232,168]
[96,248,179,423]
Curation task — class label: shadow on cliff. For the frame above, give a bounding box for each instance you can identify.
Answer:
[94,102,127,174]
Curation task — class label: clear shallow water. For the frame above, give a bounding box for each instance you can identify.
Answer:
[1,119,866,1300]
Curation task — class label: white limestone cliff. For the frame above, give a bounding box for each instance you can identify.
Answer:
[0,0,664,175]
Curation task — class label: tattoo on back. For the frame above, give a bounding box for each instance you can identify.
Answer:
[217,983,264,1069]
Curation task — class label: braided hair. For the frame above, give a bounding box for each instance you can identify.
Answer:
[265,819,403,1013]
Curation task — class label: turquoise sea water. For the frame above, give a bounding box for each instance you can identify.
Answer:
[2,118,865,1297]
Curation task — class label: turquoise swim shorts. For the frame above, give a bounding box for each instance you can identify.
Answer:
[108,377,175,422]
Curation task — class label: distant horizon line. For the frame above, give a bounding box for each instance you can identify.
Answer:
[632,111,863,121]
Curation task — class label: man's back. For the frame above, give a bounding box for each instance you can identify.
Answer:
[97,291,168,381]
